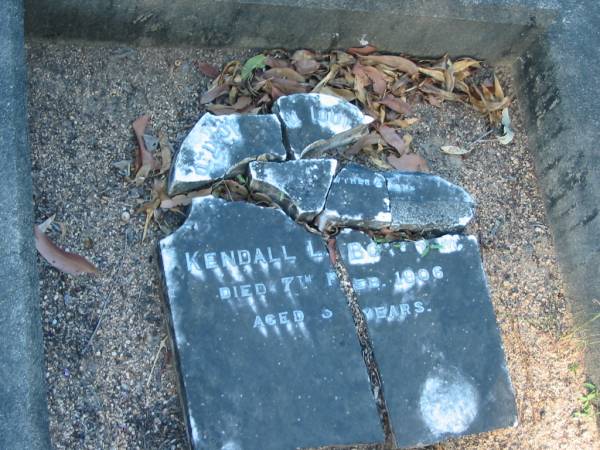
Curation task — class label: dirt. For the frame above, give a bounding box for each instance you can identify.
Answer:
[26,41,598,449]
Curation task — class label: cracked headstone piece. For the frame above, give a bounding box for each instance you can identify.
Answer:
[273,93,373,159]
[168,113,287,196]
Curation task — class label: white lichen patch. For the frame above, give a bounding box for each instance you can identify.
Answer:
[419,367,479,435]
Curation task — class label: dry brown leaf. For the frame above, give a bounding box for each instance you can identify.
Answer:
[264,56,290,68]
[347,45,378,56]
[38,214,55,233]
[158,131,172,175]
[387,153,430,172]
[206,104,239,115]
[232,96,253,111]
[319,86,356,101]
[263,67,305,82]
[453,58,480,73]
[294,58,320,75]
[378,125,406,154]
[359,55,418,75]
[419,83,463,101]
[270,77,307,94]
[346,132,381,156]
[313,64,340,92]
[386,117,419,128]
[379,95,412,114]
[195,62,221,78]
[362,65,388,96]
[443,57,455,93]
[494,75,505,99]
[353,74,368,105]
[418,67,445,83]
[132,115,160,176]
[35,226,98,275]
[160,188,211,209]
[200,83,230,104]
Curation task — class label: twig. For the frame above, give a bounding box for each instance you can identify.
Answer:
[146,336,168,387]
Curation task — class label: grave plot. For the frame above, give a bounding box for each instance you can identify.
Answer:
[29,45,599,450]
[158,93,517,449]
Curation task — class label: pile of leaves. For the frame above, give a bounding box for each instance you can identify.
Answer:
[196,47,512,167]
[35,46,514,276]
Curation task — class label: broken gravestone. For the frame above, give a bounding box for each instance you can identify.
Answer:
[158,197,383,450]
[274,93,373,159]
[337,230,517,448]
[386,172,475,234]
[316,163,391,232]
[248,159,337,222]
[168,113,287,196]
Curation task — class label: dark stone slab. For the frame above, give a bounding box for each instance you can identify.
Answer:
[337,230,517,448]
[316,164,391,232]
[159,197,383,449]
[386,172,475,234]
[248,159,338,222]
[168,113,287,196]
[273,93,372,159]
[0,1,51,448]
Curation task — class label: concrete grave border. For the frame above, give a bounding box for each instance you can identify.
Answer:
[2,0,598,446]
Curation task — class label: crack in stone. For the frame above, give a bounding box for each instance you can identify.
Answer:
[328,237,396,449]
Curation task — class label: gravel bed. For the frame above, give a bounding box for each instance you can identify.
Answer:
[27,41,598,449]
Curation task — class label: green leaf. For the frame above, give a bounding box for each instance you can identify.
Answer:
[241,54,267,80]
[236,175,246,184]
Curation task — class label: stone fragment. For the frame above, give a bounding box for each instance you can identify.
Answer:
[159,197,383,450]
[168,113,286,196]
[386,172,475,234]
[316,164,391,232]
[337,230,517,448]
[248,159,338,222]
[273,93,373,159]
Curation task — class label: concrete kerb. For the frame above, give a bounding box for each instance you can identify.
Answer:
[3,0,599,445]
[0,0,51,449]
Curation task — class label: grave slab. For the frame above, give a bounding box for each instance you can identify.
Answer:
[158,197,383,450]
[248,159,337,222]
[337,230,517,448]
[386,172,475,234]
[273,93,372,159]
[317,164,391,232]
[168,113,287,196]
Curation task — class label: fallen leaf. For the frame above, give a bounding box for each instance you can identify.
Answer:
[34,226,97,275]
[160,188,211,209]
[294,58,320,75]
[378,125,406,154]
[440,145,471,155]
[263,67,305,82]
[362,65,388,96]
[200,83,230,104]
[346,132,381,156]
[158,131,172,175]
[195,62,220,78]
[319,86,356,101]
[386,117,419,128]
[206,104,238,115]
[132,115,160,176]
[241,54,267,80]
[264,56,290,68]
[270,77,308,94]
[453,58,480,73]
[418,67,445,83]
[359,54,418,75]
[347,45,378,56]
[38,214,55,233]
[379,95,412,114]
[387,153,430,172]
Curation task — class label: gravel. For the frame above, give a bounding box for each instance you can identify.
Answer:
[27,41,598,449]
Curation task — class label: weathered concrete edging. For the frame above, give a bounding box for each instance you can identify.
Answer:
[0,0,51,448]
